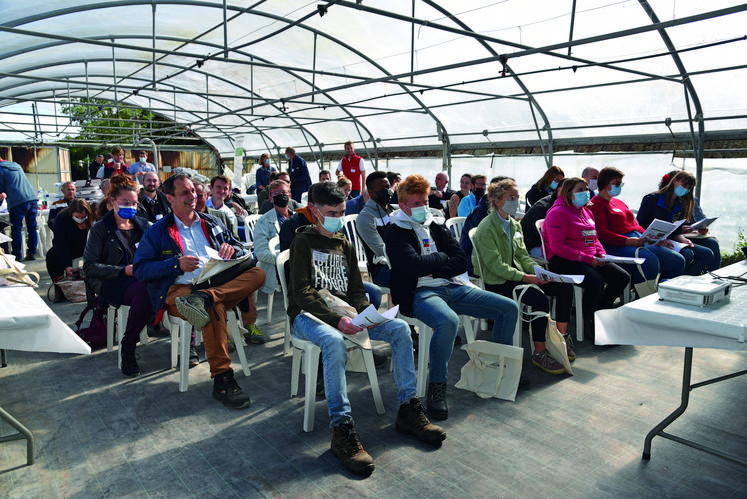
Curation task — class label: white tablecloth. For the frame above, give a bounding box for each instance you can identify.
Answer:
[596,261,747,351]
[0,286,91,355]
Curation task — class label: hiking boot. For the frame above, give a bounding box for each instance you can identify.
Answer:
[189,347,200,368]
[426,382,448,421]
[563,334,576,362]
[212,370,251,409]
[243,323,266,344]
[331,420,375,476]
[121,350,140,378]
[23,254,36,262]
[176,293,210,329]
[532,349,565,375]
[396,398,446,446]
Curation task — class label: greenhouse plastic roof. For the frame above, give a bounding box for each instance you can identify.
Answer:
[1,0,747,163]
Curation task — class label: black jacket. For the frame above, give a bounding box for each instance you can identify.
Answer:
[383,221,467,317]
[83,211,148,295]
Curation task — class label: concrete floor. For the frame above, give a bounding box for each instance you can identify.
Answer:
[1,259,746,498]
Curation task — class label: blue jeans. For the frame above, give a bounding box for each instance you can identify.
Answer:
[292,314,416,427]
[372,266,391,288]
[691,236,721,272]
[680,243,714,276]
[412,283,519,383]
[9,200,38,259]
[363,281,382,310]
[605,231,686,281]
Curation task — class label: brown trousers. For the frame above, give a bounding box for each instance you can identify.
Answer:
[165,267,265,377]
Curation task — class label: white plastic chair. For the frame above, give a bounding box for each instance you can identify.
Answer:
[382,247,475,397]
[164,308,250,393]
[106,305,148,368]
[242,213,261,248]
[276,249,385,432]
[536,219,585,341]
[445,216,466,240]
[342,214,368,273]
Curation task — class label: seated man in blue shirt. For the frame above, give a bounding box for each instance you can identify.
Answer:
[456,174,487,217]
[134,173,265,409]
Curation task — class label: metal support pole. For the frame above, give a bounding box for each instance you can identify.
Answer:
[0,405,34,465]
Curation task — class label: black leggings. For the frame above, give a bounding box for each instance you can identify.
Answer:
[486,280,573,342]
[548,257,629,321]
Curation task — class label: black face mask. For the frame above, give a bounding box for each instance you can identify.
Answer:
[273,193,289,208]
[374,188,392,206]
[473,187,486,199]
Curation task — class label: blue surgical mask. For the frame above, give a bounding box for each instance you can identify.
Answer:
[609,184,622,197]
[549,180,559,191]
[116,204,137,219]
[674,185,690,197]
[284,154,290,160]
[572,191,590,207]
[409,205,429,223]
[321,214,344,233]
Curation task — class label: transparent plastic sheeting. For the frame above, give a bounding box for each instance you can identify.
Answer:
[0,1,746,157]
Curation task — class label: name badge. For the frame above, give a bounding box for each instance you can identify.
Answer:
[581,229,597,236]
[351,169,356,173]
[156,214,163,220]
[612,209,623,213]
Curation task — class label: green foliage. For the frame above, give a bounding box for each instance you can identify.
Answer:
[720,228,746,267]
[60,98,200,179]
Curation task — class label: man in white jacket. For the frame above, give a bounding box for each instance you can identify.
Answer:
[252,179,292,343]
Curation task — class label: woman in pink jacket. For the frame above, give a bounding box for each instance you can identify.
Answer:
[544,177,629,337]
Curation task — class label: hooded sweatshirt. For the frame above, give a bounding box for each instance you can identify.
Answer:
[543,196,605,265]
[287,225,369,328]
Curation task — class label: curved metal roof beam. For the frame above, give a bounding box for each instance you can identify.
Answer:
[0,54,281,152]
[0,1,379,165]
[0,69,252,149]
[421,0,553,167]
[637,0,705,197]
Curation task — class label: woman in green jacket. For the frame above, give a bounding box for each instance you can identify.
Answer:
[472,179,574,374]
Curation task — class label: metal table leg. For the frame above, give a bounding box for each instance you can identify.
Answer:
[1,349,6,367]
[0,405,34,465]
[643,347,747,466]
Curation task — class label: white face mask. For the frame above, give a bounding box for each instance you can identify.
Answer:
[72,215,88,224]
[139,157,147,163]
[588,179,598,192]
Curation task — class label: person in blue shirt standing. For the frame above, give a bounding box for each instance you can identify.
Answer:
[254,153,276,194]
[285,147,311,203]
[0,156,38,261]
[127,151,156,184]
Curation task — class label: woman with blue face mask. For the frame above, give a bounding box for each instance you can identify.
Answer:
[525,165,565,209]
[636,170,714,276]
[589,167,688,292]
[472,179,576,374]
[544,177,630,340]
[83,174,152,377]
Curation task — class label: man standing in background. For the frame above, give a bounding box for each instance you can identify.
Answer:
[286,147,311,203]
[128,151,156,183]
[0,156,38,261]
[336,141,366,198]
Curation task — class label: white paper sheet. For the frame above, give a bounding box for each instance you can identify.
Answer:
[534,265,584,284]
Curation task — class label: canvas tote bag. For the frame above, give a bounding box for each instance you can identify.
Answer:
[455,340,524,401]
